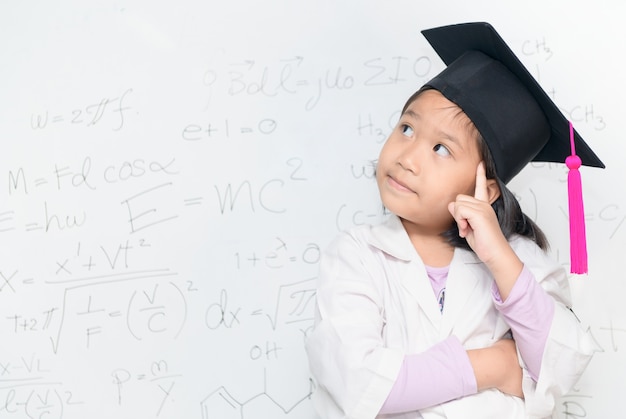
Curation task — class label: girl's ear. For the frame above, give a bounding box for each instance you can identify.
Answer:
[486,178,501,204]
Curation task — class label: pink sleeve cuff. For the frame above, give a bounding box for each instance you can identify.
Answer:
[379,335,477,414]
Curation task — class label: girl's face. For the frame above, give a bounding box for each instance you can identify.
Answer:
[376,89,483,235]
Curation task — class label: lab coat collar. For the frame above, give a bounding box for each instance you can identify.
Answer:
[368,214,480,264]
[368,214,418,261]
[368,214,485,334]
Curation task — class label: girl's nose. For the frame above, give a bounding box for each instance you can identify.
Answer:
[398,144,421,175]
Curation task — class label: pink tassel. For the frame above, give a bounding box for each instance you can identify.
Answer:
[565,121,588,274]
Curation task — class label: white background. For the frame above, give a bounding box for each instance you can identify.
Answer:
[0,1,623,418]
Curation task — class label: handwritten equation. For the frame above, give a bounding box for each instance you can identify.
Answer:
[200,55,435,111]
[30,89,134,132]
[1,18,620,419]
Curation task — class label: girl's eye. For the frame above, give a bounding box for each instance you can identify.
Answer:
[433,143,451,156]
[401,124,414,137]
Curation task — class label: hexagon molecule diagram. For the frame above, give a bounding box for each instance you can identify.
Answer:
[201,382,314,419]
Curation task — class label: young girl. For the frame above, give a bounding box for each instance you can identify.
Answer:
[305,22,604,419]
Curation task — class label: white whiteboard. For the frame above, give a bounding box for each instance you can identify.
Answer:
[1,1,623,418]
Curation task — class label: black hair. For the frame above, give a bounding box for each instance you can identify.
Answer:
[402,87,550,251]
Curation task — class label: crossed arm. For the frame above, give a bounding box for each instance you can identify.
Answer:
[380,265,554,414]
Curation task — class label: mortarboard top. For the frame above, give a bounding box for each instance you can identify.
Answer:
[420,22,605,184]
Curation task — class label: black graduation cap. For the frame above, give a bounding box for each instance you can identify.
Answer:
[421,22,605,184]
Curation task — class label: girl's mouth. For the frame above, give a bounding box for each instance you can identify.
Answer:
[388,175,414,193]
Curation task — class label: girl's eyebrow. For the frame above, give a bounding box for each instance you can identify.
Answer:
[403,109,419,120]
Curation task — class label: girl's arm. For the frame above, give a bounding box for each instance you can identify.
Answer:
[492,264,555,381]
[448,163,555,381]
[379,336,522,414]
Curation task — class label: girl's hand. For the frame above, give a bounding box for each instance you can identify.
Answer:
[448,162,523,300]
[491,338,524,399]
[467,338,524,399]
[447,162,507,264]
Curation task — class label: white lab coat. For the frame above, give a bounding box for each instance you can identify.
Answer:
[305,214,597,419]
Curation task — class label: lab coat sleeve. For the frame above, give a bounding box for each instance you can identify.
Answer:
[509,237,600,418]
[305,231,405,419]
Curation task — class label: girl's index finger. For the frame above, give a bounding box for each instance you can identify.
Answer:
[474,161,489,202]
